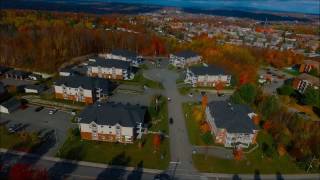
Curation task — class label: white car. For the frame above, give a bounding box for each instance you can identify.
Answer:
[49,109,58,115]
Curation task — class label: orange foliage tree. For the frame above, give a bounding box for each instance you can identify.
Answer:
[233,148,244,161]
[153,134,161,152]
[215,81,225,95]
[201,95,208,111]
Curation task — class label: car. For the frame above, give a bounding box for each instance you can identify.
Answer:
[154,173,171,180]
[48,109,58,115]
[8,123,22,134]
[169,118,173,124]
[20,104,28,110]
[188,92,193,97]
[167,97,171,102]
[35,106,44,112]
[218,93,225,97]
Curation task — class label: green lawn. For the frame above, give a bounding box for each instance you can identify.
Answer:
[182,103,214,146]
[0,126,40,152]
[130,70,163,89]
[283,69,300,76]
[148,96,169,134]
[193,149,304,174]
[57,130,170,169]
[178,86,192,95]
[193,130,306,174]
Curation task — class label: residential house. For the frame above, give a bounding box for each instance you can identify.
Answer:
[205,101,258,148]
[185,65,231,87]
[292,73,320,93]
[0,97,21,114]
[24,84,46,94]
[169,51,202,68]
[77,102,147,143]
[87,58,133,80]
[296,60,319,73]
[5,70,30,80]
[53,76,113,104]
[103,49,141,67]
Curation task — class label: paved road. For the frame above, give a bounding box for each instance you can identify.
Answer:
[143,68,200,177]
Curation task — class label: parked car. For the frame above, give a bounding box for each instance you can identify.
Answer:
[20,104,28,110]
[48,109,58,115]
[169,118,173,124]
[167,97,171,102]
[188,93,193,97]
[35,106,44,112]
[8,123,22,134]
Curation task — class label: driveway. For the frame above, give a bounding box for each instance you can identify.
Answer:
[0,105,75,156]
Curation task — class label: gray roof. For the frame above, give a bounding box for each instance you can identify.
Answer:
[78,102,146,127]
[24,84,46,91]
[173,51,199,58]
[190,65,227,75]
[111,49,137,59]
[0,97,21,110]
[0,82,5,94]
[208,101,257,133]
[88,58,131,69]
[0,66,11,74]
[5,70,30,77]
[54,76,112,94]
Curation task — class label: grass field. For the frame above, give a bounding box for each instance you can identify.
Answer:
[0,125,39,152]
[193,130,306,174]
[57,130,170,169]
[182,103,214,146]
[148,96,169,134]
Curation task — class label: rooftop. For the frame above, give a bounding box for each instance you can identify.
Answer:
[296,73,320,86]
[173,50,199,58]
[111,49,137,59]
[208,101,257,133]
[54,76,113,94]
[88,58,131,69]
[78,102,147,127]
[189,65,227,75]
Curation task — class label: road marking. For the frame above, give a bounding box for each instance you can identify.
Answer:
[169,161,181,164]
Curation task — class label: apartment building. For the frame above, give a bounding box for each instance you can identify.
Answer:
[292,73,320,93]
[169,51,201,68]
[78,102,147,143]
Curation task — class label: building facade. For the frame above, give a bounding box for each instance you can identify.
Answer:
[169,51,201,68]
[292,73,320,93]
[78,102,146,143]
[101,49,141,67]
[87,58,133,80]
[205,101,258,148]
[53,76,113,104]
[185,65,231,87]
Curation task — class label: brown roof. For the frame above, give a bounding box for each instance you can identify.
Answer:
[296,73,320,86]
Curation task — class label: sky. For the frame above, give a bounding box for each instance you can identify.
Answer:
[84,0,319,14]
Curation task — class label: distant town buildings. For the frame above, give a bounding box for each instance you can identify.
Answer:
[77,102,146,143]
[205,101,258,148]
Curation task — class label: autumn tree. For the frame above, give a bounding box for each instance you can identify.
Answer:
[201,95,208,111]
[215,81,225,95]
[9,163,48,180]
[233,148,244,161]
[153,134,161,152]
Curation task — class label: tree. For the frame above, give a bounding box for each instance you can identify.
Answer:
[231,83,257,105]
[201,132,213,145]
[303,87,320,108]
[233,148,244,161]
[201,95,208,111]
[200,121,211,133]
[308,68,318,77]
[277,85,294,96]
[153,134,161,152]
[215,81,225,95]
[192,107,203,122]
[259,95,280,119]
[9,163,48,180]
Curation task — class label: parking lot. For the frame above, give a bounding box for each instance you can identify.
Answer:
[259,66,293,95]
[0,105,75,156]
[0,78,36,87]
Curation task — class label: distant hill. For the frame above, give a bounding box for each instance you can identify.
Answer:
[0,0,311,22]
